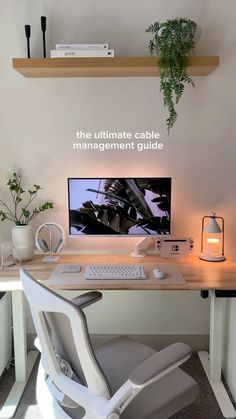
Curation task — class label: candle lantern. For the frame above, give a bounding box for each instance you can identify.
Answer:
[199,212,225,262]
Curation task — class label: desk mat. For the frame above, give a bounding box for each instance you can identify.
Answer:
[47,262,185,286]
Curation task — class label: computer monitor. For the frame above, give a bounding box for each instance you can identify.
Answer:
[68,178,171,236]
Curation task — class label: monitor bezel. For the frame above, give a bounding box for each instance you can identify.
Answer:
[67,177,172,237]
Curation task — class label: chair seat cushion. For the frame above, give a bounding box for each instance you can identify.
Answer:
[95,336,199,419]
[95,336,156,393]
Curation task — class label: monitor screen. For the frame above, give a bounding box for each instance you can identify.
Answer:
[68,178,171,236]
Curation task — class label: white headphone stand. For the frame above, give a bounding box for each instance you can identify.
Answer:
[35,223,65,262]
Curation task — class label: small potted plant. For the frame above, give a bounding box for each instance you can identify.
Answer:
[146,18,198,133]
[0,171,54,261]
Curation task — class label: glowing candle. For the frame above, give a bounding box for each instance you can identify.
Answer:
[207,238,220,253]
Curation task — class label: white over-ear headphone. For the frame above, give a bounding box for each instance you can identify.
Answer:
[35,223,65,254]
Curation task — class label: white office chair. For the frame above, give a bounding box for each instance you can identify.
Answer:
[20,268,199,419]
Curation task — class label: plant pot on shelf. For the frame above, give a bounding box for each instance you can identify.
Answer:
[12,224,34,262]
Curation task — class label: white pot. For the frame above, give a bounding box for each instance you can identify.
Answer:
[12,224,34,262]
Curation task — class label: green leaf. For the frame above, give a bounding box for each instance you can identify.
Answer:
[1,171,54,223]
[33,184,42,191]
[22,208,30,218]
[145,18,197,132]
[0,211,6,221]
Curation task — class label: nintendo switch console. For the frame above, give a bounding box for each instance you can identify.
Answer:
[155,237,194,257]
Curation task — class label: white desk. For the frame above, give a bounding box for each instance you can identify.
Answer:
[0,287,38,419]
[0,254,236,419]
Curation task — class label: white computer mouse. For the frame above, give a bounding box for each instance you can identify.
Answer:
[153,267,166,280]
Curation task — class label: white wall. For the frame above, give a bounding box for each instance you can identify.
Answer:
[1,0,236,255]
[1,0,236,398]
[25,290,210,337]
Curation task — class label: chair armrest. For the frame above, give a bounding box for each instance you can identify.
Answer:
[97,343,192,418]
[130,342,191,386]
[71,291,102,309]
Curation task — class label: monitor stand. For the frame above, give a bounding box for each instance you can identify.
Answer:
[130,237,153,258]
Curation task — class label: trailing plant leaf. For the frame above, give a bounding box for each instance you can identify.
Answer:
[146,18,197,133]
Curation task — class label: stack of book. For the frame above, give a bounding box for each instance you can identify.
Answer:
[50,44,114,58]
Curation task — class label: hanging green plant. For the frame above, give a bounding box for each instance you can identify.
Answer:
[146,18,198,133]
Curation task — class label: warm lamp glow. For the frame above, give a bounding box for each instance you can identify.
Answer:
[206,238,220,253]
[200,212,225,262]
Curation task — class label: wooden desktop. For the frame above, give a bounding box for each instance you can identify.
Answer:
[0,253,236,419]
[1,254,236,291]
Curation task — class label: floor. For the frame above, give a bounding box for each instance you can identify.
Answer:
[0,354,234,419]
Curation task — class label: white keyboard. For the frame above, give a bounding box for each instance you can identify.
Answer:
[84,265,146,280]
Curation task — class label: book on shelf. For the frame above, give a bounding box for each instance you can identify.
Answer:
[50,49,115,58]
[55,44,109,50]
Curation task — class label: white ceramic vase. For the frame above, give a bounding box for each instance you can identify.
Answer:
[12,224,34,262]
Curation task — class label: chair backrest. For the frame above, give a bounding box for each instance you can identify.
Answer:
[20,268,110,401]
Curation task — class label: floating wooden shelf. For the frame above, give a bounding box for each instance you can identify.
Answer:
[12,56,219,78]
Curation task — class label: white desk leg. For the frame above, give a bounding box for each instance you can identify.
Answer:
[0,291,38,419]
[198,290,236,419]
